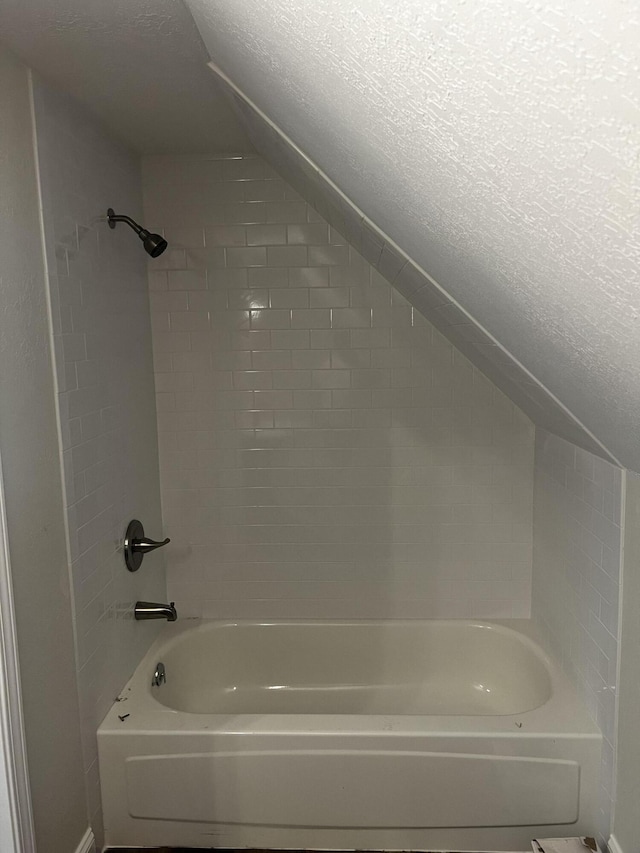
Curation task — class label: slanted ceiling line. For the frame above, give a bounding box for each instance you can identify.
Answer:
[206,59,619,467]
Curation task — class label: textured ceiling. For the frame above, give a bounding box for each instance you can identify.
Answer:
[0,0,251,154]
[187,0,640,471]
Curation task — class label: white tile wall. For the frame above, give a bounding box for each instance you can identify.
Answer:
[32,78,166,844]
[143,154,535,621]
[531,430,623,845]
[222,81,617,464]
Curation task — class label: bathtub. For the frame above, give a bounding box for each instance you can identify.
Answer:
[98,619,600,851]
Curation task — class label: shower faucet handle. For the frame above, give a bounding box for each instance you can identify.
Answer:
[124,519,170,572]
[132,536,170,554]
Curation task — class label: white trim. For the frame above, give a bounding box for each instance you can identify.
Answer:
[207,59,619,467]
[0,451,36,853]
[73,827,96,853]
[608,834,624,853]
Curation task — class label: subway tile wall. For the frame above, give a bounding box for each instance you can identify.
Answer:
[32,78,167,844]
[531,430,624,845]
[143,154,535,620]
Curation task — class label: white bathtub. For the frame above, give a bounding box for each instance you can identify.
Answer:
[98,619,601,851]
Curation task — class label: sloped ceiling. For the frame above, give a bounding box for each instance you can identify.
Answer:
[213,69,615,462]
[187,0,640,471]
[0,0,251,153]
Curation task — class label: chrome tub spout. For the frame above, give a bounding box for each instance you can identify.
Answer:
[134,601,177,621]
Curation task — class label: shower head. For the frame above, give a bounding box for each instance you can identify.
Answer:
[106,208,168,258]
[141,231,169,258]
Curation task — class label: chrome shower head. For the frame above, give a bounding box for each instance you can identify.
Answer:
[107,208,168,258]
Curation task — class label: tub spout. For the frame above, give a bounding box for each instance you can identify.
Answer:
[134,601,177,621]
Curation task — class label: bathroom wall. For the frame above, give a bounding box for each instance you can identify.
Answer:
[612,472,640,853]
[531,430,624,845]
[0,45,88,853]
[143,152,534,620]
[31,76,166,843]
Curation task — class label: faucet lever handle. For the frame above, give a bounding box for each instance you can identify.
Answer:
[132,536,170,554]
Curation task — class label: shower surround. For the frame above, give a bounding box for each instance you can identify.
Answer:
[143,153,534,621]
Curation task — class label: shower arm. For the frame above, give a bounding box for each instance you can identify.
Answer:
[107,209,144,234]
